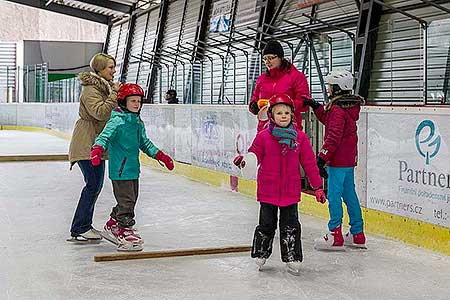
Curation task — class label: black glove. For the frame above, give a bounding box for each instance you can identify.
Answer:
[316,156,328,179]
[302,96,321,110]
[249,101,260,115]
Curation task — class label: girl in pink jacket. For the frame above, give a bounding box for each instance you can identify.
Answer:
[248,40,310,132]
[234,94,327,275]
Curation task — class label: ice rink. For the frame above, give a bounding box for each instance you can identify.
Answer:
[1,130,449,300]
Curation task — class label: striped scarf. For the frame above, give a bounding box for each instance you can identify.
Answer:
[269,123,298,150]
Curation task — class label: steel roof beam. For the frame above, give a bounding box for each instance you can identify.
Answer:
[5,0,109,23]
[76,0,133,14]
[419,0,450,14]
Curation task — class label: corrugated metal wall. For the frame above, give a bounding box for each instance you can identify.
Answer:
[157,0,188,103]
[428,17,450,104]
[107,20,130,80]
[369,0,450,105]
[275,0,358,102]
[200,0,261,105]
[103,0,450,106]
[0,42,16,103]
[126,12,149,84]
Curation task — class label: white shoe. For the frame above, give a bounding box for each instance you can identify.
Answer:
[79,228,102,240]
[255,258,266,270]
[286,261,301,275]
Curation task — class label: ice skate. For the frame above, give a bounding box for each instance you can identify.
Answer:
[66,228,102,244]
[100,217,120,245]
[286,261,301,276]
[314,225,345,251]
[117,227,144,252]
[344,232,367,249]
[255,258,266,271]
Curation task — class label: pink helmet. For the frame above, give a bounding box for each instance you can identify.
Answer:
[268,94,294,111]
[267,94,296,124]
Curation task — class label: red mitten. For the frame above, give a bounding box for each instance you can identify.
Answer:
[233,155,245,169]
[314,189,327,204]
[90,145,104,166]
[155,150,174,170]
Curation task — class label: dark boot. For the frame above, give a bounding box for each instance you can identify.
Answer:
[251,226,275,259]
[280,223,303,262]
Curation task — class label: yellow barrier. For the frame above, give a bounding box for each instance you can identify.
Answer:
[4,126,449,256]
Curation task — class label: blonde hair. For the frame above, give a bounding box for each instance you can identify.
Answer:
[89,53,116,73]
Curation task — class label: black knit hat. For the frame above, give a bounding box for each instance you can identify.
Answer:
[263,40,284,58]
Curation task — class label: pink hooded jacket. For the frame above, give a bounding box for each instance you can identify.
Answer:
[250,64,310,132]
[314,96,362,167]
[248,127,323,207]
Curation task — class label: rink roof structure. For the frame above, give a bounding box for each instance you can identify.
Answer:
[4,0,159,24]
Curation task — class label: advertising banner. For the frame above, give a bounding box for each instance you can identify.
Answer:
[367,112,450,228]
[209,0,232,33]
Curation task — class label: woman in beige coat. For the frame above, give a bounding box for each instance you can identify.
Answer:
[68,53,121,242]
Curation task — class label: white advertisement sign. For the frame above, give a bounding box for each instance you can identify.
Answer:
[209,0,232,33]
[367,113,450,228]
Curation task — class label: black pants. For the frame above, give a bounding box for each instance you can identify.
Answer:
[251,202,303,262]
[111,179,139,228]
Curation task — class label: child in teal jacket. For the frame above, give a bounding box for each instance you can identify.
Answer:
[90,83,174,251]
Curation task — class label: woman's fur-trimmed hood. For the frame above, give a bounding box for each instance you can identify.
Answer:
[78,71,113,96]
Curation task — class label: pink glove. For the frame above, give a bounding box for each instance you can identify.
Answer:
[90,145,104,166]
[155,150,174,170]
[314,189,327,204]
[233,155,245,169]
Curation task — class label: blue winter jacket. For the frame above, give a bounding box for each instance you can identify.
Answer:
[94,108,159,180]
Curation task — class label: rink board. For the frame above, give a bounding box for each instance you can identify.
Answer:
[1,104,450,256]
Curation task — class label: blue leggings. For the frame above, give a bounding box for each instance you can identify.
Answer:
[327,167,364,234]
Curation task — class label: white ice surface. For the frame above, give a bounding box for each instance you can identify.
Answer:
[0,131,449,300]
[0,130,69,155]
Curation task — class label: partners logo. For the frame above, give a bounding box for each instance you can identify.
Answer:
[415,120,441,165]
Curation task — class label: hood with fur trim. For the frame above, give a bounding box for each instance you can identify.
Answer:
[78,71,113,96]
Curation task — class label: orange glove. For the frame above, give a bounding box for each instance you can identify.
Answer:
[257,99,269,109]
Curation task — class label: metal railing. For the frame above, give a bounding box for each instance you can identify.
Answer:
[0,63,82,103]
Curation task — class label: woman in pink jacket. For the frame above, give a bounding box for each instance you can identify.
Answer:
[248,40,310,132]
[234,94,326,275]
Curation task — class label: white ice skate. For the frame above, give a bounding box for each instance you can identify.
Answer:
[117,227,144,252]
[314,226,345,251]
[66,228,102,244]
[255,258,266,271]
[100,217,120,245]
[286,261,301,276]
[344,232,367,249]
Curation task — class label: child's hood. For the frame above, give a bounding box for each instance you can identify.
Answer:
[333,95,362,122]
[111,107,140,123]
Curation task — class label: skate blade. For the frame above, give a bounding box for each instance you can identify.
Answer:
[314,245,346,251]
[99,231,119,246]
[117,243,143,252]
[287,268,301,276]
[345,243,367,250]
[66,237,102,244]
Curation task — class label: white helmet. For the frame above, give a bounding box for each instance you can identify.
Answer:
[325,70,354,91]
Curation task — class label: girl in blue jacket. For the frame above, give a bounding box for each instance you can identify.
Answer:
[90,83,174,251]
